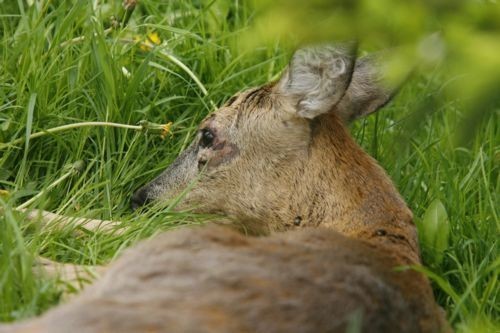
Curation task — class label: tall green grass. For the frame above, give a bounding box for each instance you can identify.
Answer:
[0,1,498,332]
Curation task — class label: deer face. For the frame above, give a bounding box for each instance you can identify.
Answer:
[131,44,395,233]
[131,85,313,220]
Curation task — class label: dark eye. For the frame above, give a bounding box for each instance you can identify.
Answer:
[200,128,215,148]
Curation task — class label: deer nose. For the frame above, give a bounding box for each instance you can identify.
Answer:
[131,188,150,211]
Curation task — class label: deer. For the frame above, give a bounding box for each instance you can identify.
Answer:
[1,44,451,333]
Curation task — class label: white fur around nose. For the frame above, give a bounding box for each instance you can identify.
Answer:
[278,46,353,119]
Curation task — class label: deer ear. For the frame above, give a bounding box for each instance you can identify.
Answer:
[334,54,396,122]
[276,44,356,119]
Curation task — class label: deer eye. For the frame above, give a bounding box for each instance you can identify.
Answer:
[200,128,215,148]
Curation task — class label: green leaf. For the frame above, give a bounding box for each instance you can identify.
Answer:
[0,118,10,132]
[418,199,450,265]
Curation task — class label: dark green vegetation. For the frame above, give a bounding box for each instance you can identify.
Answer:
[0,1,498,332]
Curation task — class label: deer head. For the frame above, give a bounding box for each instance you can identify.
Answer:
[131,44,414,245]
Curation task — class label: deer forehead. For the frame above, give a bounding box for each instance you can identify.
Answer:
[206,96,310,151]
[199,91,269,131]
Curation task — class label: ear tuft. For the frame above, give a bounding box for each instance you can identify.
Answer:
[335,54,396,122]
[276,44,356,119]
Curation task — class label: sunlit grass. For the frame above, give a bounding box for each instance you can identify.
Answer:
[0,1,498,331]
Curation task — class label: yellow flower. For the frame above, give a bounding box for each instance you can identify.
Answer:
[0,189,10,198]
[147,32,161,45]
[160,122,173,140]
[137,32,162,51]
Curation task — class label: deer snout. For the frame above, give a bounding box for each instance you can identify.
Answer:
[131,188,151,210]
[130,143,199,211]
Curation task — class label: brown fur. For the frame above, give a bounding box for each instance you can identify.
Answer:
[2,45,451,332]
[4,226,448,333]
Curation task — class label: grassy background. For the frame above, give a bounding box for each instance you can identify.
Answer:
[0,1,498,331]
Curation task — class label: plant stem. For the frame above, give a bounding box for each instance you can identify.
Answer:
[60,0,138,48]
[0,121,170,149]
[119,0,138,27]
[16,161,84,210]
[1,122,136,149]
[134,40,216,110]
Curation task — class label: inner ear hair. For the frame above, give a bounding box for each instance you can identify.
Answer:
[276,43,358,120]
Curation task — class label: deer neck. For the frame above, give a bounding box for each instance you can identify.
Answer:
[278,113,421,263]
